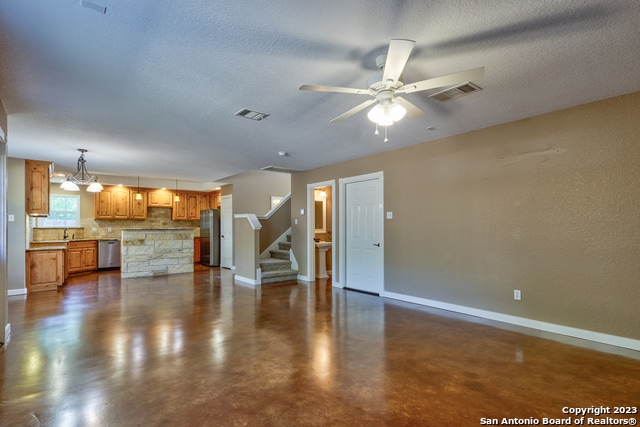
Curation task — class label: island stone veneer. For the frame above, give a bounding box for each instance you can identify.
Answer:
[121,228,194,278]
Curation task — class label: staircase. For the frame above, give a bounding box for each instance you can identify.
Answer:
[260,235,298,284]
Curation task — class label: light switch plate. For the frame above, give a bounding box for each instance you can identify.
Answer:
[386,211,393,219]
[8,214,15,222]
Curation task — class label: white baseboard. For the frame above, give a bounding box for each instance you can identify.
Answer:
[8,288,27,296]
[382,290,640,352]
[234,275,260,287]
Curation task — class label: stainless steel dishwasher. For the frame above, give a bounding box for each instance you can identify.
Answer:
[98,239,121,269]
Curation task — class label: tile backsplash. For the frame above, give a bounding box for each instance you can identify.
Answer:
[32,207,200,241]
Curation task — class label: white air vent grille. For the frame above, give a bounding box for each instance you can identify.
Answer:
[429,82,482,102]
[81,0,107,14]
[261,166,302,174]
[235,108,270,121]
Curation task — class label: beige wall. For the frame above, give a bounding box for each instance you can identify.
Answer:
[0,100,7,343]
[6,158,26,292]
[222,169,290,215]
[291,92,640,341]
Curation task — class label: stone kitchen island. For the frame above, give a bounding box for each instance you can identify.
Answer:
[121,228,194,278]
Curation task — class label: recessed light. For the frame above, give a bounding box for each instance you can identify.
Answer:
[426,126,437,131]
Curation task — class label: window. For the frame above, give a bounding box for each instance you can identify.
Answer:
[36,194,81,227]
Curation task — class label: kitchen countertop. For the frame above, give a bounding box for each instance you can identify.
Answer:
[31,239,101,243]
[26,246,68,251]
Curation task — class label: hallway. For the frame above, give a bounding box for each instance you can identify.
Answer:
[2,267,639,426]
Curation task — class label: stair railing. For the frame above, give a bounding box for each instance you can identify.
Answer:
[257,194,291,255]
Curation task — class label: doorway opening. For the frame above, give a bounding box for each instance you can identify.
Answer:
[306,180,335,283]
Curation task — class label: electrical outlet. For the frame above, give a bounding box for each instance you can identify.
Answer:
[514,290,521,300]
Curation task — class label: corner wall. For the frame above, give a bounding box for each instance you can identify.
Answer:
[0,99,8,344]
[222,169,290,215]
[6,158,26,294]
[292,92,640,343]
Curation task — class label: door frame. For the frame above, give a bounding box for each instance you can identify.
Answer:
[339,171,384,291]
[306,179,335,282]
[220,194,233,269]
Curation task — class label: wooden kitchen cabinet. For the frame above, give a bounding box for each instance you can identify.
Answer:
[95,187,130,219]
[25,159,52,216]
[198,194,210,213]
[148,189,174,207]
[187,194,200,219]
[194,237,201,263]
[173,192,204,220]
[26,249,64,292]
[210,191,221,209]
[111,187,131,219]
[67,240,98,274]
[172,192,188,220]
[131,191,147,219]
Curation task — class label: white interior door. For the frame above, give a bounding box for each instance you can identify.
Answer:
[220,194,233,269]
[345,177,383,294]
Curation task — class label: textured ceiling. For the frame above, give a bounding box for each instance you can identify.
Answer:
[1,0,639,188]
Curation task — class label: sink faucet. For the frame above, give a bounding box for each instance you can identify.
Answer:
[63,228,69,240]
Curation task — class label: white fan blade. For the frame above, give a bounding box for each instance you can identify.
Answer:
[399,66,485,94]
[299,84,369,95]
[330,99,377,123]
[394,96,425,119]
[382,39,415,84]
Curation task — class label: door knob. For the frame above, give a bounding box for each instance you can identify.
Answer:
[373,243,380,247]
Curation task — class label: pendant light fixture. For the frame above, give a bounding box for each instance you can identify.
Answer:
[135,176,143,200]
[174,179,180,202]
[60,149,103,193]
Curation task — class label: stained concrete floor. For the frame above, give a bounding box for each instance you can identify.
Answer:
[1,266,639,426]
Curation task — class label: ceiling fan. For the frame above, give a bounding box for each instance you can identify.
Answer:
[299,39,484,127]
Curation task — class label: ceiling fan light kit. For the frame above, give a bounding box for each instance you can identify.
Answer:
[300,39,484,142]
[367,101,407,126]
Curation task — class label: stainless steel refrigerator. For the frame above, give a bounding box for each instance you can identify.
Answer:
[200,209,220,267]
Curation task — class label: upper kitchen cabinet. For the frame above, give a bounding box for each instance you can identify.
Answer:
[26,159,52,216]
[95,186,134,219]
[198,194,210,213]
[210,191,221,209]
[148,189,173,207]
[131,191,147,219]
[171,192,189,220]
[172,192,210,220]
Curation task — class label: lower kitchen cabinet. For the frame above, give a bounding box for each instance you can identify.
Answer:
[194,237,201,263]
[26,248,65,293]
[67,240,98,274]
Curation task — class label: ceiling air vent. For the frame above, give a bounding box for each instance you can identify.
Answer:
[81,0,107,14]
[235,108,270,121]
[428,82,482,102]
[261,166,302,174]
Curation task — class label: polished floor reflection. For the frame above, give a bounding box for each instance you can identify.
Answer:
[2,266,639,426]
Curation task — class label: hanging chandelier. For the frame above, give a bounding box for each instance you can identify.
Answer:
[60,149,103,192]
